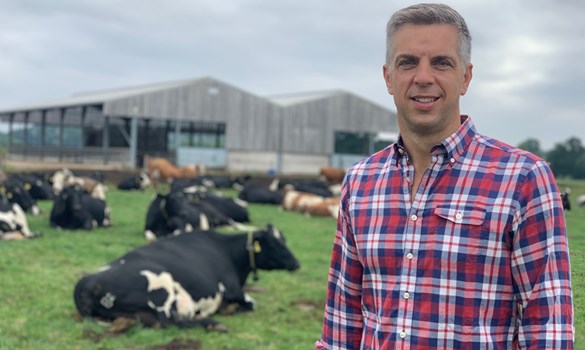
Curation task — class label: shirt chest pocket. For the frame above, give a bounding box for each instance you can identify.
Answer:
[432,205,486,270]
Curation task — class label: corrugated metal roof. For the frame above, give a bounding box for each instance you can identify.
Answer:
[0,77,207,114]
[267,90,345,106]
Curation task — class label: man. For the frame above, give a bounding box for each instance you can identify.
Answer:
[316,3,574,349]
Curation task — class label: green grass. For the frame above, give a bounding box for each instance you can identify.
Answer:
[0,182,584,349]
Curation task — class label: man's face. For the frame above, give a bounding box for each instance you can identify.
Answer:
[383,23,473,139]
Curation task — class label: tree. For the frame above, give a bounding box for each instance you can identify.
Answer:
[517,138,544,158]
[546,137,585,179]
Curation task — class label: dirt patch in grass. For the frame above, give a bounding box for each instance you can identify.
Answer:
[148,339,203,350]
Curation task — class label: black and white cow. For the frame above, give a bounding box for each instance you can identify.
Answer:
[73,225,300,331]
[0,201,41,240]
[169,177,208,193]
[190,191,250,224]
[0,179,41,215]
[144,191,209,241]
[275,178,334,198]
[237,185,284,205]
[9,173,54,200]
[561,190,571,211]
[117,172,152,191]
[50,184,112,230]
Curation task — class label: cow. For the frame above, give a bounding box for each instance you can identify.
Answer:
[73,225,300,332]
[189,191,250,224]
[578,194,585,207]
[117,172,152,191]
[169,177,209,193]
[561,188,571,211]
[145,156,205,186]
[0,201,41,240]
[319,166,346,185]
[144,191,210,241]
[49,184,112,230]
[281,189,340,219]
[8,173,54,200]
[238,185,284,205]
[275,178,334,198]
[51,169,107,200]
[51,168,75,195]
[0,179,41,215]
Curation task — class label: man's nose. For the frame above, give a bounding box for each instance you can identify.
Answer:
[413,61,434,86]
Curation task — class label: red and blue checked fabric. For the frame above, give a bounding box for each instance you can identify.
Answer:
[316,116,574,349]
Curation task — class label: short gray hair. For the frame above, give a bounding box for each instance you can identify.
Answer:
[386,3,472,68]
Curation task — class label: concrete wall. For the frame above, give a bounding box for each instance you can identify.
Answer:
[226,151,328,175]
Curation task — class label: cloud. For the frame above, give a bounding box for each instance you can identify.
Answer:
[0,0,584,150]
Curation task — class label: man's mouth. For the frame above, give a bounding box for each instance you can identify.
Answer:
[412,97,439,103]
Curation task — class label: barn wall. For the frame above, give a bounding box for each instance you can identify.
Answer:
[281,153,328,175]
[103,78,282,153]
[278,93,396,155]
[227,151,278,174]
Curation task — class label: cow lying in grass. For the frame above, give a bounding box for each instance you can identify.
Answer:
[0,201,41,240]
[73,225,300,332]
[280,189,340,219]
[145,156,205,186]
[50,184,112,230]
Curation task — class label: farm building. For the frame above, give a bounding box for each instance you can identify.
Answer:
[0,77,398,174]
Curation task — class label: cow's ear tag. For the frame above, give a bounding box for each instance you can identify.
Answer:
[254,241,262,253]
[7,192,13,199]
[24,183,32,190]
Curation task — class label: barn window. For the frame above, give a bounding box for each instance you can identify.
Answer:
[334,131,396,155]
[334,131,372,155]
[167,121,225,150]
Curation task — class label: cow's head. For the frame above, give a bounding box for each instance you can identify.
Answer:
[251,224,300,272]
[3,181,39,215]
[139,172,152,190]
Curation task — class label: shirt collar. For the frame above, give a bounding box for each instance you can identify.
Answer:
[442,115,476,163]
[391,115,477,165]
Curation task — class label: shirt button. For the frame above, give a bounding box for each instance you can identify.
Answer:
[403,292,410,299]
[410,214,417,221]
[400,331,407,338]
[455,212,463,220]
[450,157,456,163]
[406,252,414,259]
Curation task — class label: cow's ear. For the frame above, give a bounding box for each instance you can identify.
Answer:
[254,241,262,253]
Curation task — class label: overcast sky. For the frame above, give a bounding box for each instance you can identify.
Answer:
[1,0,583,150]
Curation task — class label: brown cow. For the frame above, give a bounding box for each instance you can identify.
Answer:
[280,189,339,219]
[145,156,205,186]
[319,166,345,185]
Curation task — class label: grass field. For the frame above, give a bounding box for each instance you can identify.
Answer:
[0,180,584,350]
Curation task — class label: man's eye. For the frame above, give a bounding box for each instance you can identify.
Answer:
[398,59,415,67]
[435,60,452,68]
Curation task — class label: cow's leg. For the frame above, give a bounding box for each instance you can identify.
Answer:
[0,231,26,240]
[102,206,112,227]
[221,288,256,313]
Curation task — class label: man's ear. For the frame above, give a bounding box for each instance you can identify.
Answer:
[383,64,393,95]
[460,63,473,96]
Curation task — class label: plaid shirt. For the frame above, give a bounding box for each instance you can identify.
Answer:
[316,116,573,349]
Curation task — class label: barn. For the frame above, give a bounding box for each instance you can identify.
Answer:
[0,77,397,174]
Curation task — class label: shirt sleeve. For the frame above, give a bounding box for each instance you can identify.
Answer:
[316,177,364,349]
[511,160,574,349]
